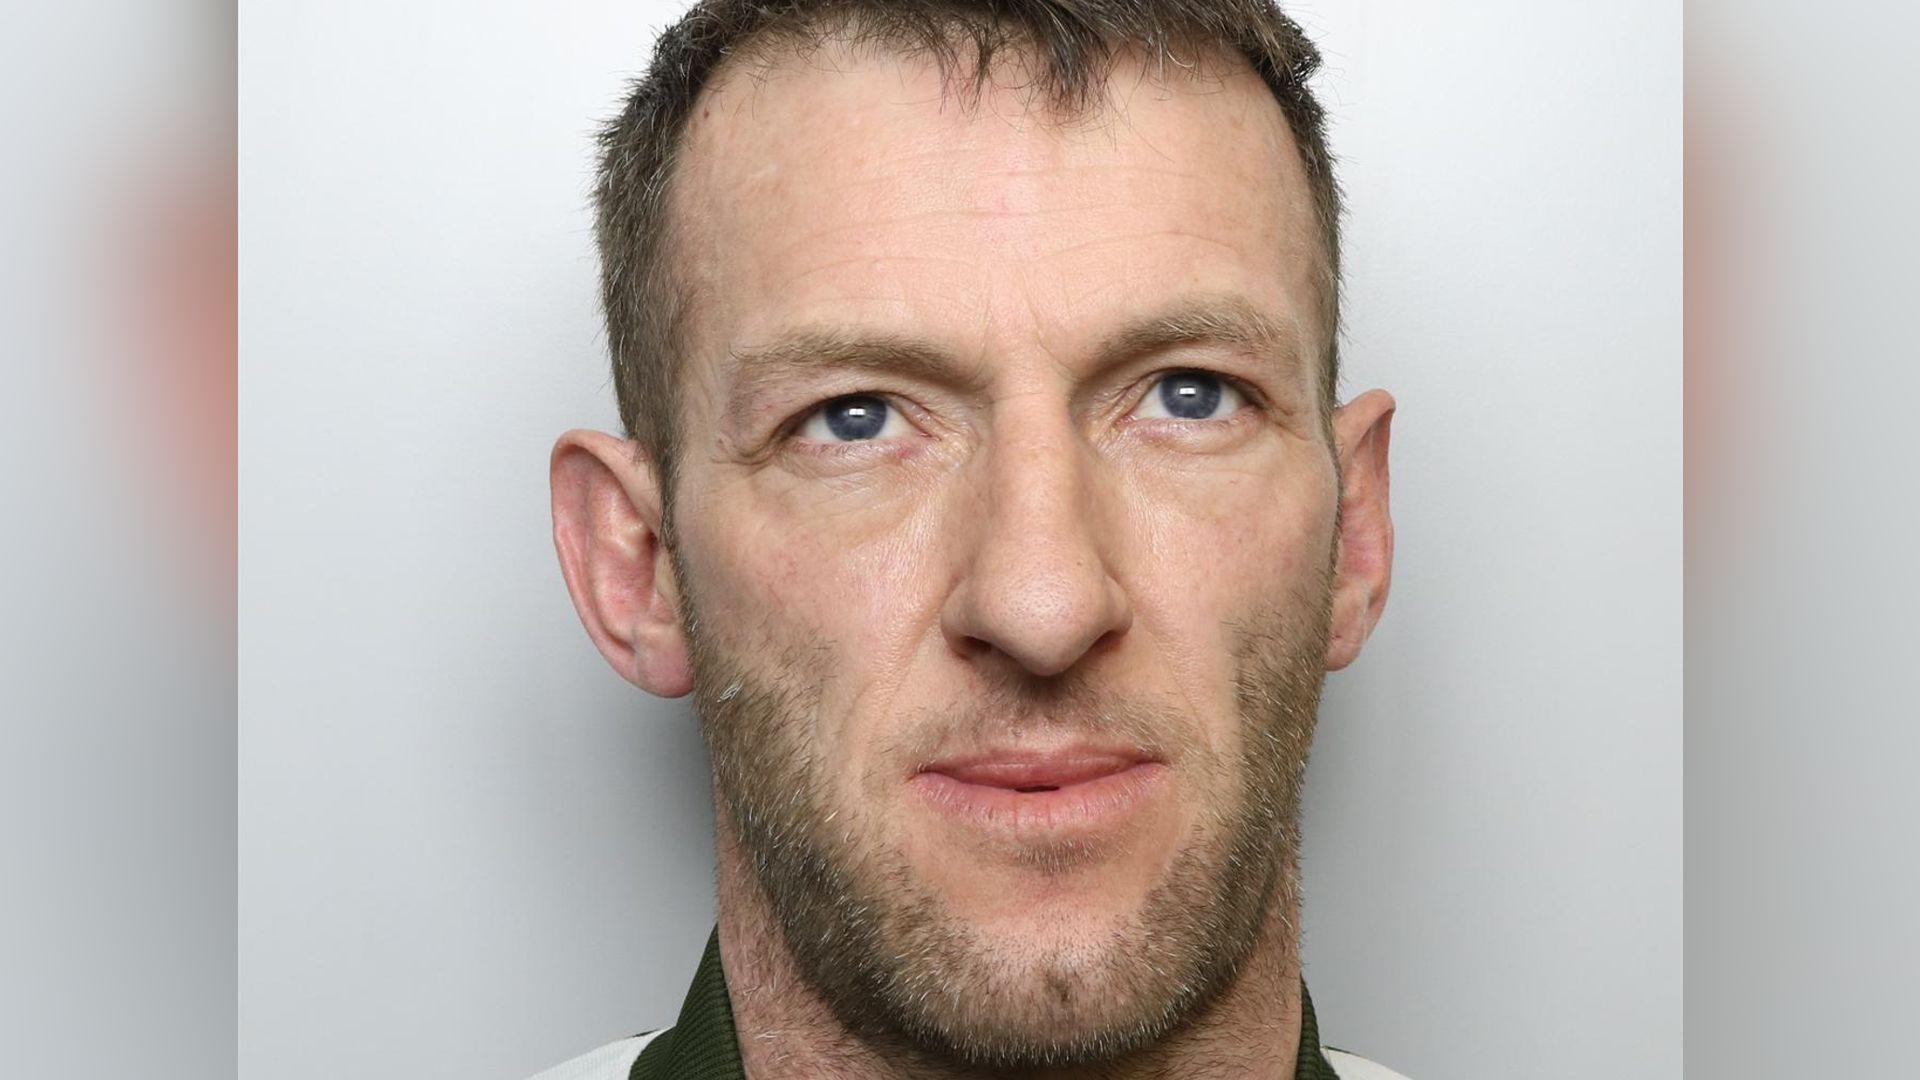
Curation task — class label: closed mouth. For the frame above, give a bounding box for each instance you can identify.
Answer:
[918,748,1153,791]
[909,743,1168,837]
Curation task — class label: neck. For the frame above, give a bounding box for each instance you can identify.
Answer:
[712,820,1307,1080]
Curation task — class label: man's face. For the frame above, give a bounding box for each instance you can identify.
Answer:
[569,40,1386,1069]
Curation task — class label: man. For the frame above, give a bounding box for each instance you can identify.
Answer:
[544,0,1402,1076]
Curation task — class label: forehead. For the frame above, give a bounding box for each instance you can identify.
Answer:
[670,37,1323,388]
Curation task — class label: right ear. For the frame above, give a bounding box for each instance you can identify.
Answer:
[550,429,693,697]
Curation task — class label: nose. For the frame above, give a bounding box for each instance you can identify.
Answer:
[940,411,1133,678]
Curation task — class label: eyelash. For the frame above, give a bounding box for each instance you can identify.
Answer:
[777,394,924,459]
[777,368,1263,454]
[1121,369,1263,428]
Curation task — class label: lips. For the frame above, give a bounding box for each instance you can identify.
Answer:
[924,749,1149,792]
[910,745,1167,837]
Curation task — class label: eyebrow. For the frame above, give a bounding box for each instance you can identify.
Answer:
[720,294,1307,430]
[720,329,993,435]
[727,329,990,398]
[1096,295,1306,375]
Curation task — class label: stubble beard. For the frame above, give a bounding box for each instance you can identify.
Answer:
[684,574,1333,1071]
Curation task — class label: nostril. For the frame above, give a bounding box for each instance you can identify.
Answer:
[954,635,993,660]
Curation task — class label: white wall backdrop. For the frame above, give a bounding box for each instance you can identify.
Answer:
[239,1,1680,1077]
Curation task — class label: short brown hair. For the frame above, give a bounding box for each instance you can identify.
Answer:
[593,0,1341,491]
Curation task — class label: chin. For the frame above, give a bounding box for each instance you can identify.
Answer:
[834,848,1247,1070]
[949,866,1166,959]
[889,925,1203,1070]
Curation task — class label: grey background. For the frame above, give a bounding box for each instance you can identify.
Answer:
[238,1,1680,1077]
[0,1,235,1076]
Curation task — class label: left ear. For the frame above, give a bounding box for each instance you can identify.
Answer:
[1325,389,1396,671]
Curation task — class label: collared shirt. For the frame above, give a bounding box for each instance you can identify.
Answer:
[614,928,1367,1080]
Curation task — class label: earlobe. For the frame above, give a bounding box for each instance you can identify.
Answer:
[550,429,695,697]
[1324,390,1396,672]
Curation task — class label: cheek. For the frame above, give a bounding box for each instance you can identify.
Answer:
[680,488,948,671]
[1118,464,1335,705]
[1132,465,1335,602]
[683,496,952,814]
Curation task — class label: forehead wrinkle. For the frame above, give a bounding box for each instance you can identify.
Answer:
[776,252,979,288]
[758,213,1066,271]
[1035,227,1254,266]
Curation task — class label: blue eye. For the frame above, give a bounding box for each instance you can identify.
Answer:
[800,394,902,443]
[1133,371,1244,421]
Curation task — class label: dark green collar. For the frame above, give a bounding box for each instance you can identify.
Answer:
[632,928,1341,1079]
